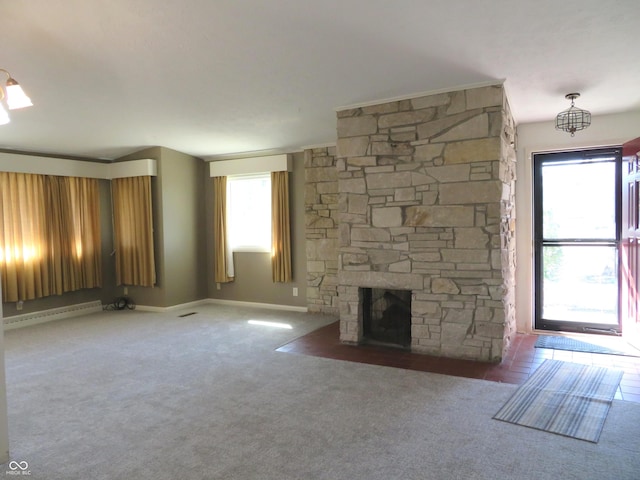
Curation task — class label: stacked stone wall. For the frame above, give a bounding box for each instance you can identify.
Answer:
[304,147,339,314]
[336,85,516,362]
[500,98,518,358]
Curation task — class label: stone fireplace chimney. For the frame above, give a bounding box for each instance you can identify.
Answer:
[334,85,516,362]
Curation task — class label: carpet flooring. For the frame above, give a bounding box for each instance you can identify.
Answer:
[3,306,640,480]
[493,359,623,442]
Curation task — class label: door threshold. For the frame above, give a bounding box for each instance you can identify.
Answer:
[582,327,620,336]
[532,329,636,351]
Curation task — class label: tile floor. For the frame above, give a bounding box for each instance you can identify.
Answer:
[277,321,640,403]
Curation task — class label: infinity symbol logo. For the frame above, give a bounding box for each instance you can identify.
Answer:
[8,461,28,471]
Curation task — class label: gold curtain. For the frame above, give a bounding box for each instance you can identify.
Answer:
[271,171,292,282]
[45,175,66,294]
[63,176,102,290]
[112,176,156,287]
[0,172,101,302]
[213,176,234,283]
[46,176,102,294]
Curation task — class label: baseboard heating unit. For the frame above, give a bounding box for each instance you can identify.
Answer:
[3,300,103,330]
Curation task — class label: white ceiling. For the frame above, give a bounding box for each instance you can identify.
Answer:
[1,0,638,160]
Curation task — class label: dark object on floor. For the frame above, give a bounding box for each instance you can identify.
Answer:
[103,296,136,311]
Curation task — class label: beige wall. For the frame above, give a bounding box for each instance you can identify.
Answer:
[206,151,307,308]
[159,148,208,306]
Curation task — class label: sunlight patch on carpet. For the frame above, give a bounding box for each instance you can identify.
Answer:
[248,320,293,329]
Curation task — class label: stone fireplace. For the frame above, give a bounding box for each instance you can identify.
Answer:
[333,85,517,362]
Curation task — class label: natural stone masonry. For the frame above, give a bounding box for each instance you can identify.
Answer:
[305,147,339,315]
[500,97,517,361]
[335,85,517,362]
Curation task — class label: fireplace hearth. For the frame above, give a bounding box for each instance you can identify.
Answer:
[362,288,411,348]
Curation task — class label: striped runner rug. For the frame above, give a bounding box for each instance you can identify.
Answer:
[493,359,623,442]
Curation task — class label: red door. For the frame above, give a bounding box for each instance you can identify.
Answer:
[622,137,640,347]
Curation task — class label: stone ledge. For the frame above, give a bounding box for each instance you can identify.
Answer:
[338,271,424,290]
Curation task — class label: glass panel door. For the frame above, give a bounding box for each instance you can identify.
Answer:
[534,148,622,333]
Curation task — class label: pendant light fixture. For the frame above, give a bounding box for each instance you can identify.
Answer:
[0,69,33,125]
[555,93,591,136]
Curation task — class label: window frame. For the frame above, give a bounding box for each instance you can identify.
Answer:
[226,173,272,253]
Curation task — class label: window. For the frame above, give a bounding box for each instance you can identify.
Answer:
[226,174,271,252]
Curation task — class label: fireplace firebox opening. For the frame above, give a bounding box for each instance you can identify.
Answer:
[361,288,411,348]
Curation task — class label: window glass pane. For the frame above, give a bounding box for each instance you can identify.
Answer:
[542,161,616,239]
[542,245,618,325]
[227,174,271,252]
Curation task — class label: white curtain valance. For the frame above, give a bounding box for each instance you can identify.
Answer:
[209,154,291,177]
[0,153,156,179]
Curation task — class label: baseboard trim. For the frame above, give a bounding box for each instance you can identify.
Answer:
[135,299,211,313]
[2,298,308,326]
[137,298,307,313]
[3,300,103,330]
[207,299,308,313]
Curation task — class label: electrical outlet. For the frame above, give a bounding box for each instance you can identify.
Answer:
[124,286,128,296]
[292,287,298,297]
[216,283,221,290]
[16,300,23,311]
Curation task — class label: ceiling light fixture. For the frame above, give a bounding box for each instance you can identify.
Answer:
[0,69,33,126]
[555,93,591,136]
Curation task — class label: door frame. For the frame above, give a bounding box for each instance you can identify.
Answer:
[533,146,623,334]
[622,137,640,347]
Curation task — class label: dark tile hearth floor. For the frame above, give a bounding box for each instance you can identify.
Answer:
[277,321,640,404]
